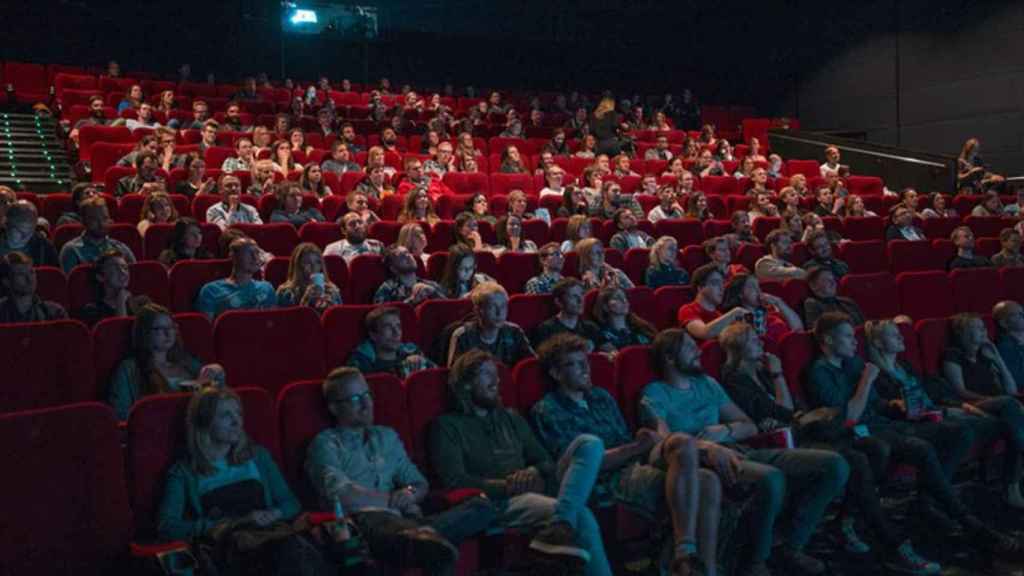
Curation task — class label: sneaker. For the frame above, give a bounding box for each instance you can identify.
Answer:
[836,517,871,554]
[779,548,826,575]
[529,521,591,564]
[885,541,941,575]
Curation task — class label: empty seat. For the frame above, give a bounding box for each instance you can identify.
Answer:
[841,217,885,242]
[613,345,656,428]
[414,298,474,355]
[0,320,95,412]
[229,223,299,257]
[846,176,884,196]
[348,254,389,304]
[654,218,704,248]
[653,285,695,330]
[837,240,885,274]
[779,331,816,406]
[914,318,951,377]
[508,293,557,334]
[34,266,69,308]
[964,216,1010,239]
[785,159,820,178]
[322,303,419,370]
[1002,267,1024,299]
[298,221,343,249]
[950,267,1002,314]
[699,176,738,196]
[0,403,132,574]
[887,240,945,273]
[496,251,542,294]
[921,218,962,240]
[442,172,490,196]
[214,307,326,398]
[489,173,537,197]
[168,259,232,313]
[896,271,955,320]
[838,272,899,321]
[275,380,340,505]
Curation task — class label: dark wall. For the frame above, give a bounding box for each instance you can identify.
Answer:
[787,0,1024,174]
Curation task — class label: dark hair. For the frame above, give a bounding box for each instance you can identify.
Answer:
[721,273,755,311]
[651,328,689,377]
[165,217,203,258]
[365,306,401,333]
[552,277,584,302]
[691,263,722,288]
[813,311,852,345]
[804,265,833,286]
[440,244,476,297]
[764,229,789,248]
[91,250,128,301]
[452,212,477,248]
[536,333,590,386]
[591,287,656,339]
[495,215,523,247]
[134,150,158,170]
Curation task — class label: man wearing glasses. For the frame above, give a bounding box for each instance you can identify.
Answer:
[306,367,496,575]
[524,242,565,295]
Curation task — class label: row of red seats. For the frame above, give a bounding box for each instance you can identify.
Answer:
[9,264,1023,415]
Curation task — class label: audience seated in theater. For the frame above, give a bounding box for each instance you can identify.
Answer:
[957,137,1005,194]
[694,149,725,178]
[0,201,58,267]
[59,196,137,273]
[270,183,325,227]
[116,151,165,197]
[729,211,756,245]
[196,237,276,319]
[337,122,362,154]
[498,145,529,174]
[718,322,943,574]
[685,192,713,221]
[342,190,381,225]
[288,128,314,157]
[748,193,780,223]
[176,154,216,199]
[495,215,537,254]
[107,303,225,420]
[221,137,255,174]
[447,282,534,367]
[574,133,597,159]
[640,328,845,576]
[395,157,434,198]
[808,312,1021,557]
[578,167,604,212]
[678,264,746,341]
[507,189,550,224]
[542,127,571,156]
[398,189,440,226]
[397,222,430,265]
[802,267,865,328]
[778,209,804,243]
[306,367,496,574]
[841,195,876,218]
[755,230,806,282]
[0,251,67,323]
[373,245,445,305]
[591,287,655,351]
[137,192,178,237]
[206,174,262,230]
[722,273,802,347]
[885,207,925,242]
[866,317,1024,510]
[77,250,151,326]
[598,181,643,221]
[1002,188,1024,217]
[347,306,435,378]
[299,163,333,198]
[819,146,842,178]
[645,134,674,161]
[648,186,685,223]
[645,236,689,289]
[558,187,592,220]
[802,229,848,278]
[971,190,1005,218]
[275,243,342,311]
[423,141,456,178]
[320,141,361,176]
[158,218,212,268]
[246,159,276,197]
[324,212,384,263]
[612,154,639,178]
[539,165,568,199]
[439,244,497,299]
[745,167,771,197]
[777,187,801,215]
[157,388,337,575]
[943,312,1019,407]
[117,134,159,168]
[451,212,491,252]
[461,193,496,226]
[704,236,747,281]
[531,278,607,353]
[992,228,1024,268]
[524,243,565,295]
[432,349,610,572]
[609,208,654,251]
[947,226,992,270]
[577,238,633,290]
[530,333,720,575]
[195,120,220,155]
[920,193,956,219]
[811,187,839,217]
[56,182,98,226]
[271,140,302,176]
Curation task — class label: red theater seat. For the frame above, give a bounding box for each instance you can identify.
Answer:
[841,217,885,242]
[497,251,541,294]
[275,380,338,505]
[1,403,132,574]
[0,320,95,412]
[914,318,950,377]
[299,221,343,249]
[168,259,232,313]
[415,298,474,354]
[66,261,170,312]
[654,218,705,248]
[896,271,954,320]
[214,307,326,398]
[837,240,885,274]
[322,303,418,370]
[614,345,656,428]
[838,273,899,320]
[887,240,944,273]
[490,173,537,196]
[143,222,221,260]
[229,223,299,257]
[779,331,816,406]
[508,293,557,334]
[34,266,69,308]
[443,172,490,196]
[347,254,388,304]
[785,160,820,178]
[949,267,1002,314]
[513,354,615,415]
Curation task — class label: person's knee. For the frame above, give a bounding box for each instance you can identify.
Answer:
[665,433,698,468]
[756,467,786,505]
[822,453,850,492]
[698,468,722,504]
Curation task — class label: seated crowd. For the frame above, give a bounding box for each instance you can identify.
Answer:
[6,72,1024,576]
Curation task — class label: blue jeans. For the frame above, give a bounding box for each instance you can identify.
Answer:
[738,448,849,562]
[502,434,611,576]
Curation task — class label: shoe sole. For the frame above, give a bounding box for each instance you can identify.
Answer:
[528,539,591,564]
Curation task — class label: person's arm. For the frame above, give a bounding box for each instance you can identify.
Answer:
[942,359,989,402]
[429,418,508,498]
[157,463,213,541]
[306,431,393,511]
[256,447,301,521]
[710,402,759,441]
[983,342,1018,394]
[684,306,746,340]
[58,244,79,274]
[844,363,878,423]
[763,295,803,331]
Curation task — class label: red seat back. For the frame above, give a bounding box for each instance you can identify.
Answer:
[348,254,388,304]
[168,259,232,313]
[414,298,474,354]
[837,240,885,274]
[214,307,326,397]
[143,222,221,261]
[887,240,943,273]
[322,303,418,370]
[841,217,885,242]
[914,318,951,376]
[230,223,299,257]
[496,251,542,294]
[950,267,1002,314]
[896,271,954,320]
[654,218,705,248]
[614,345,657,429]
[0,320,95,412]
[275,380,336,506]
[34,266,69,308]
[785,159,820,178]
[490,173,537,196]
[837,272,898,321]
[779,331,816,407]
[298,222,343,250]
[0,403,131,574]
[508,293,557,334]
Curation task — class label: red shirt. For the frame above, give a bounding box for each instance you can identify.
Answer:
[677,301,721,332]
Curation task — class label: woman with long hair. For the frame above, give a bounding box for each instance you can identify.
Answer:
[271,140,302,176]
[685,192,713,221]
[158,217,212,267]
[300,163,333,198]
[957,137,1004,193]
[117,84,143,113]
[462,193,496,225]
[138,191,179,237]
[560,214,592,253]
[398,189,440,225]
[591,286,655,350]
[439,244,495,298]
[397,222,430,264]
[721,273,803,347]
[270,183,325,227]
[157,388,332,575]
[921,193,958,219]
[276,243,341,311]
[451,212,487,251]
[577,238,633,290]
[289,128,314,156]
[108,303,224,420]
[498,145,528,174]
[495,214,537,253]
[176,154,216,199]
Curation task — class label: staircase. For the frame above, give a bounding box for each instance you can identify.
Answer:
[0,112,74,193]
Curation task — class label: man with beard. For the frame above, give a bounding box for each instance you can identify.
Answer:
[372,246,444,305]
[324,212,384,263]
[69,95,109,145]
[431,350,610,572]
[640,329,849,576]
[116,151,166,197]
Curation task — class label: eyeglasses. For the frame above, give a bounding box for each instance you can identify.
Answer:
[336,390,373,408]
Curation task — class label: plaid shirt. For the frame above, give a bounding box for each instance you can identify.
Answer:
[609,230,654,252]
[531,387,633,459]
[524,272,563,295]
[347,339,436,379]
[323,239,384,263]
[448,321,535,367]
[581,265,634,291]
[220,156,251,173]
[372,277,445,305]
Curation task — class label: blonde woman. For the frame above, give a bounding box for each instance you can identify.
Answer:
[645,236,689,288]
[138,191,178,237]
[560,214,592,253]
[157,388,331,574]
[589,96,622,156]
[276,242,342,311]
[397,189,440,226]
[577,238,633,290]
[397,222,430,265]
